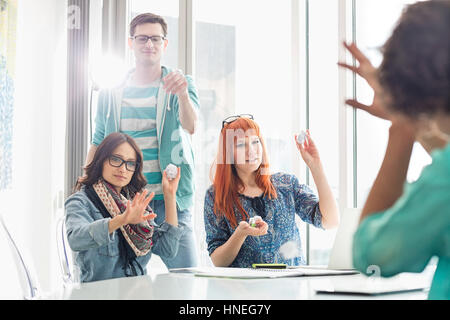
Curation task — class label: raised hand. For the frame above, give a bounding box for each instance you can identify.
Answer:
[338,42,391,121]
[162,69,189,98]
[162,166,181,197]
[122,190,156,225]
[295,130,322,171]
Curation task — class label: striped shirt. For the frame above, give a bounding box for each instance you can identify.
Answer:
[120,80,163,200]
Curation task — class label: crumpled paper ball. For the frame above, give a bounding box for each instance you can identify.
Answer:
[165,164,178,180]
[296,130,307,144]
[249,215,262,227]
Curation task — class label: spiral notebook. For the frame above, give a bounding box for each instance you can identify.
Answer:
[169,267,357,279]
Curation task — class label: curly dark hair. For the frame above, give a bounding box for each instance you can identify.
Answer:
[74,133,147,196]
[379,0,450,118]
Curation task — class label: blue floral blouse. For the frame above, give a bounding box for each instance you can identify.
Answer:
[204,172,323,267]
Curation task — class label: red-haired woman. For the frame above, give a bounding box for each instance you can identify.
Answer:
[204,115,339,267]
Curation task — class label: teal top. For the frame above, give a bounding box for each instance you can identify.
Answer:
[353,143,450,300]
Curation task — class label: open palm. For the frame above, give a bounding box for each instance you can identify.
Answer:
[238,220,268,237]
[122,190,156,225]
[338,42,391,121]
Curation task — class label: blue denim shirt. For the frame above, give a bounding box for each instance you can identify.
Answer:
[65,187,185,282]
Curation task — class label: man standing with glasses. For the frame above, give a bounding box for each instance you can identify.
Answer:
[85,13,200,269]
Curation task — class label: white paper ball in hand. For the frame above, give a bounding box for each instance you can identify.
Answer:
[249,215,262,227]
[165,164,178,180]
[296,130,307,144]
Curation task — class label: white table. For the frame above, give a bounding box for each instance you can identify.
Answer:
[58,267,434,300]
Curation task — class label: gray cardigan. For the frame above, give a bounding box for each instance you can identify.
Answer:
[65,187,184,282]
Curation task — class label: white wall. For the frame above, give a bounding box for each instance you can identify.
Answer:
[0,0,67,294]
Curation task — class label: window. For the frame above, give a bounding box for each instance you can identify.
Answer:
[354,0,430,208]
[193,0,296,266]
[307,0,340,265]
[307,0,432,265]
[2,0,68,292]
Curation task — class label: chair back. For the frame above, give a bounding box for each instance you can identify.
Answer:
[0,213,40,299]
[56,215,76,284]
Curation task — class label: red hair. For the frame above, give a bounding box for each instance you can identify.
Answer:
[211,118,277,228]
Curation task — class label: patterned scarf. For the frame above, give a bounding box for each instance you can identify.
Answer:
[92,179,154,256]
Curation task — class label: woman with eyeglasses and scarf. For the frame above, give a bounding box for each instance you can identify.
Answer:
[65,132,183,282]
[204,116,339,267]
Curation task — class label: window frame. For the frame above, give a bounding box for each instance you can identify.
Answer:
[119,0,416,266]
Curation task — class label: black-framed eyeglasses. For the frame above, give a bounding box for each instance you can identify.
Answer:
[251,196,266,219]
[132,35,166,45]
[108,155,138,172]
[222,114,254,129]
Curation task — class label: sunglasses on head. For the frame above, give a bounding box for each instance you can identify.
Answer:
[222,114,254,129]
